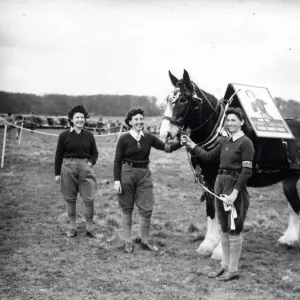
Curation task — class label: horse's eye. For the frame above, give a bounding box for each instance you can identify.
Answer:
[180,97,188,103]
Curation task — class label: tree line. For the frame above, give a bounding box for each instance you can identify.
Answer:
[274,97,300,119]
[1,91,300,119]
[0,92,162,116]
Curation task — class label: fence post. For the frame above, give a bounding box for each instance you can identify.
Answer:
[106,124,110,142]
[18,119,24,146]
[1,123,7,168]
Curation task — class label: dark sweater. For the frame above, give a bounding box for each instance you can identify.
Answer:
[192,135,254,191]
[55,129,99,175]
[113,132,181,181]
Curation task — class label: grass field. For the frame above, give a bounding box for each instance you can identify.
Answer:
[0,127,300,300]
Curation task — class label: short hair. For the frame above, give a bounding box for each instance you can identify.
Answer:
[225,107,247,130]
[124,108,144,127]
[225,107,245,121]
[68,105,89,127]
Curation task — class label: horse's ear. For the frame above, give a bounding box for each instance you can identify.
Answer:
[183,69,193,95]
[183,69,191,83]
[169,70,178,87]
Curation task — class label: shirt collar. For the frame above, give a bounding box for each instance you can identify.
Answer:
[70,127,83,133]
[129,129,144,141]
[230,130,244,142]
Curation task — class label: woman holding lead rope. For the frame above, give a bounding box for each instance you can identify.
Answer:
[181,107,254,281]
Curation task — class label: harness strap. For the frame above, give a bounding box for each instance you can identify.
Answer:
[282,140,292,164]
[198,103,225,147]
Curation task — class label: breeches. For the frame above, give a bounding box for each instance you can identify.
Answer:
[118,163,154,216]
[214,174,250,234]
[60,158,97,204]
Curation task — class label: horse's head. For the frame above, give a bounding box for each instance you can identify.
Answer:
[160,69,217,145]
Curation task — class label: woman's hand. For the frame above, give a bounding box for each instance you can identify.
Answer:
[114,181,122,194]
[180,135,196,149]
[55,175,61,184]
[222,189,238,205]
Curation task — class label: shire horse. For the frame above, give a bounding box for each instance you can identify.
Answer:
[160,70,300,260]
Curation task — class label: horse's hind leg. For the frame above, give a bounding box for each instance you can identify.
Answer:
[279,173,300,246]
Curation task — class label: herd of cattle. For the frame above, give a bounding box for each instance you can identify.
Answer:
[0,114,160,135]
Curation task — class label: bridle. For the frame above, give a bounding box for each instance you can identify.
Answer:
[162,83,218,133]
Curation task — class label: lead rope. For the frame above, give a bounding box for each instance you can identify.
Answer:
[183,139,238,229]
[182,140,227,202]
[181,89,243,202]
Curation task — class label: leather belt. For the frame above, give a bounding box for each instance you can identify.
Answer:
[218,169,240,176]
[123,161,148,168]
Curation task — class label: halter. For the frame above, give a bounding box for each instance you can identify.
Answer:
[162,83,218,133]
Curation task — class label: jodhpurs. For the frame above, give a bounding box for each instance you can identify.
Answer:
[214,174,250,234]
[60,158,97,204]
[117,162,154,217]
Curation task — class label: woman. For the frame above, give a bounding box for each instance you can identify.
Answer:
[181,107,254,281]
[55,105,99,238]
[114,108,180,253]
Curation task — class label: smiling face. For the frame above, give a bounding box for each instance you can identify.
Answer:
[71,112,85,129]
[129,113,144,132]
[226,113,244,134]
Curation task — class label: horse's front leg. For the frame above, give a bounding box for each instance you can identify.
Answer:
[196,216,221,259]
[196,193,221,259]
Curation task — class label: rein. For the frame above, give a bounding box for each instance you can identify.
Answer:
[183,144,227,202]
[193,89,241,149]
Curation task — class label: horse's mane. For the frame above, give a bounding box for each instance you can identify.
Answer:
[192,82,218,107]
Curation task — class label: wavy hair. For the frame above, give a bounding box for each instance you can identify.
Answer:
[68,105,89,127]
[124,108,144,127]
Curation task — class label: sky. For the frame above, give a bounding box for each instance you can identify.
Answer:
[0,0,300,104]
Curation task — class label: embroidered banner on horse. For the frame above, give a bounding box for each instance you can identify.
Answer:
[224,83,294,139]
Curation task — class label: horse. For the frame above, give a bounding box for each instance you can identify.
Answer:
[160,69,300,260]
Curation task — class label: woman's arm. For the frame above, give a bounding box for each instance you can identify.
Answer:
[54,132,66,176]
[234,138,255,192]
[226,139,254,205]
[181,135,222,163]
[151,134,183,152]
[89,133,99,165]
[113,136,125,181]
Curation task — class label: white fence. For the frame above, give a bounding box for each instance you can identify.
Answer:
[1,121,125,168]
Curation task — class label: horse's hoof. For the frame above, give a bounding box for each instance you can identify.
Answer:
[196,249,211,257]
[277,235,299,248]
[211,250,222,261]
[196,240,218,257]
